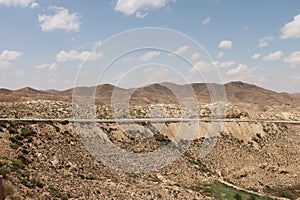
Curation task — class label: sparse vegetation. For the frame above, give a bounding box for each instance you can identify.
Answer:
[9,136,23,146]
[198,182,274,200]
[234,193,243,200]
[10,160,26,171]
[0,161,9,177]
[154,134,170,144]
[20,128,36,138]
[61,195,69,200]
[15,134,24,141]
[188,158,211,173]
[0,92,299,199]
[10,156,29,172]
[265,185,300,200]
[16,155,29,166]
[21,178,43,188]
[248,196,256,200]
[8,127,35,148]
[78,173,96,180]
[49,187,62,198]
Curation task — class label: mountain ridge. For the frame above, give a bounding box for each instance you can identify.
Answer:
[0,82,299,110]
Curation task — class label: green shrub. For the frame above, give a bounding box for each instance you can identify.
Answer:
[16,155,29,165]
[15,135,24,141]
[20,128,35,138]
[0,161,6,168]
[0,162,9,177]
[201,182,272,200]
[10,162,25,171]
[234,193,243,200]
[49,187,62,198]
[21,178,43,188]
[0,169,8,177]
[9,137,23,146]
[10,156,29,171]
[61,195,69,200]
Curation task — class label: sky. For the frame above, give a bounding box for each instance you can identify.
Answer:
[0,0,300,93]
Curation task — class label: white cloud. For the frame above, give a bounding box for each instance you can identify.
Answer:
[262,50,283,61]
[190,60,236,74]
[56,50,102,62]
[283,51,300,67]
[216,51,225,59]
[213,61,236,68]
[191,52,202,60]
[0,0,38,8]
[202,17,210,25]
[139,51,160,61]
[190,61,213,74]
[30,2,38,8]
[136,11,148,18]
[226,64,257,79]
[281,13,300,39]
[258,40,268,48]
[168,45,189,56]
[114,0,175,18]
[123,51,160,62]
[258,36,276,47]
[38,6,81,32]
[94,40,102,47]
[0,50,22,69]
[0,50,22,61]
[218,40,233,50]
[35,62,58,71]
[252,53,261,60]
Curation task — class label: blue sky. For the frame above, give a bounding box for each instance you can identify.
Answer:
[0,0,300,93]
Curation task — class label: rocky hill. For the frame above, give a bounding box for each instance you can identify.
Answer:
[0,82,299,199]
[1,81,300,108]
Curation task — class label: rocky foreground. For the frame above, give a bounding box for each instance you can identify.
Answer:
[0,100,299,199]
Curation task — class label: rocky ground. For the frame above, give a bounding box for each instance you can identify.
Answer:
[0,100,299,199]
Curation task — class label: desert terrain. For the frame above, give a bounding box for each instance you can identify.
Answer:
[0,81,299,199]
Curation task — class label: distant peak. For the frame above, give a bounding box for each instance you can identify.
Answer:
[16,87,37,92]
[14,87,47,94]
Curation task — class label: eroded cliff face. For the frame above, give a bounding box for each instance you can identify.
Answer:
[0,101,299,199]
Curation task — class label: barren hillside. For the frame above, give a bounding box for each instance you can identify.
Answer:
[0,82,299,200]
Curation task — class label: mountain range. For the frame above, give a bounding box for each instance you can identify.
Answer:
[0,81,299,111]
